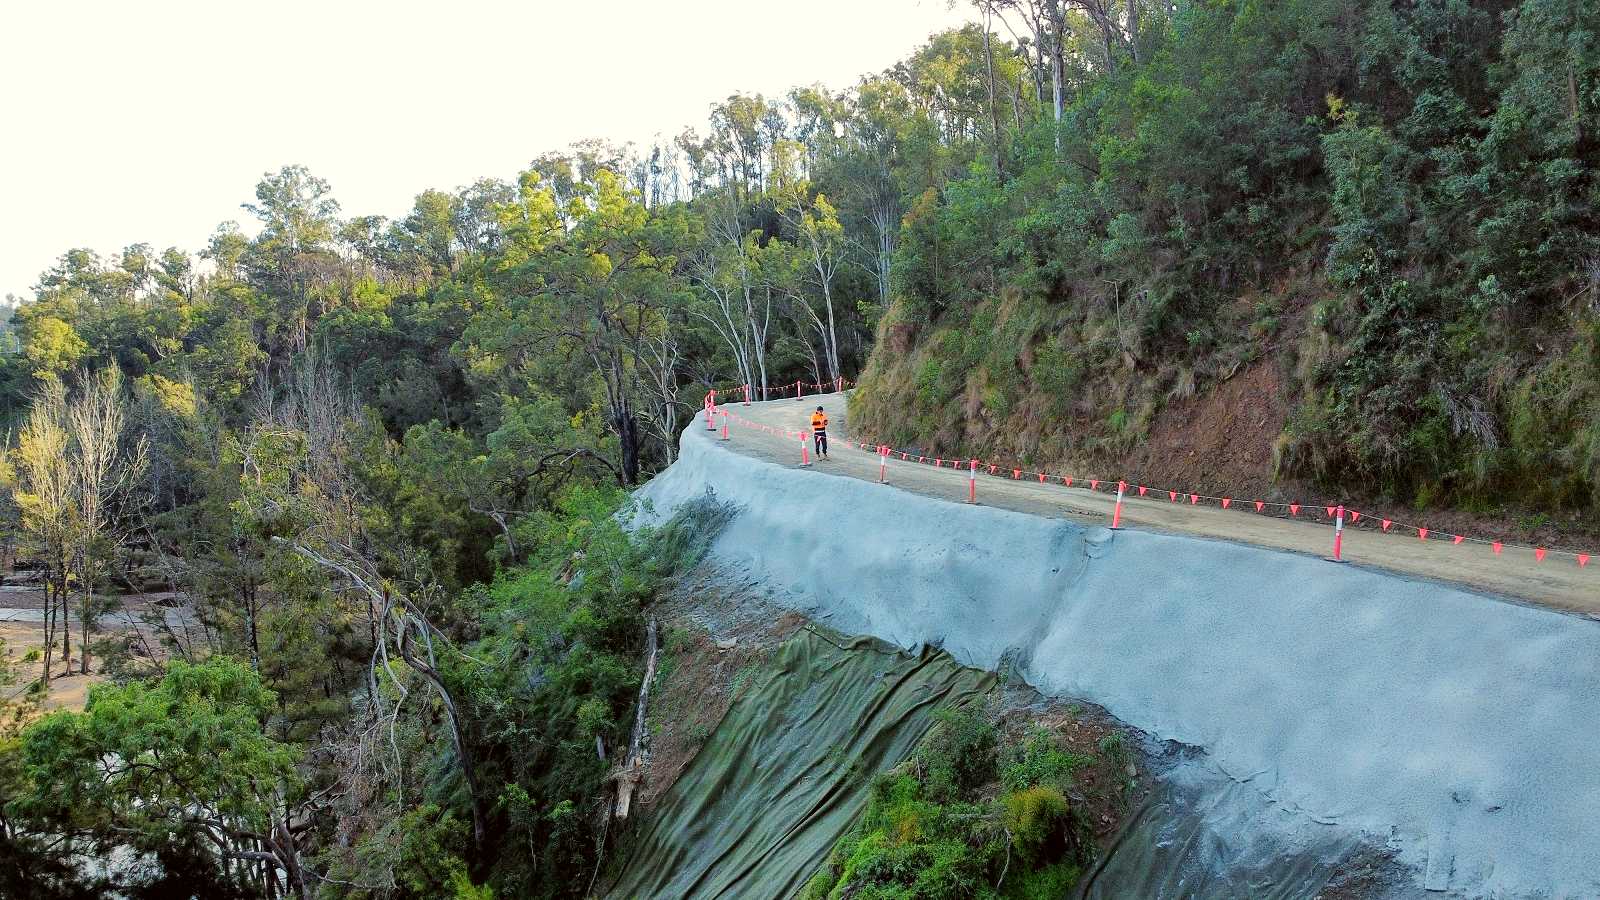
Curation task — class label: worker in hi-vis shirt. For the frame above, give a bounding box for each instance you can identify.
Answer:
[810,406,829,459]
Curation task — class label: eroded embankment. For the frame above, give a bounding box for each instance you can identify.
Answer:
[638,423,1600,899]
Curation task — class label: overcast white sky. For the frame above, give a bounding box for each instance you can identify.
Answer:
[0,0,970,300]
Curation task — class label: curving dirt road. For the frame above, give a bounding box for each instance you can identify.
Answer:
[705,391,1599,616]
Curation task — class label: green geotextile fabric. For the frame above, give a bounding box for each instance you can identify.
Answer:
[1073,779,1357,900]
[607,628,995,899]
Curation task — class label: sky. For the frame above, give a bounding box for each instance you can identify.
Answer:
[0,0,971,301]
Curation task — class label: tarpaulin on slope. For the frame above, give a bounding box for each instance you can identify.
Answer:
[1074,775,1365,900]
[607,628,994,899]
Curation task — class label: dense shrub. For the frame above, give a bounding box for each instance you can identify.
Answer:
[857,0,1600,516]
[803,710,1099,900]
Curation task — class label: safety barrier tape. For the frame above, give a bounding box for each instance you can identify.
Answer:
[702,394,1595,570]
[708,379,854,403]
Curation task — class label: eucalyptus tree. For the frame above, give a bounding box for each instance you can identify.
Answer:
[773,143,848,384]
[473,168,688,485]
[687,214,773,399]
[65,367,148,676]
[11,381,74,683]
[241,165,342,352]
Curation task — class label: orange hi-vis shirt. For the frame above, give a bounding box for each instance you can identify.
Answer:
[810,411,828,434]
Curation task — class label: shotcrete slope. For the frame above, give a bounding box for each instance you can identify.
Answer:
[640,414,1600,898]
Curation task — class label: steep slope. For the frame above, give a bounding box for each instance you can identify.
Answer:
[640,410,1600,899]
[857,0,1600,531]
[607,629,993,898]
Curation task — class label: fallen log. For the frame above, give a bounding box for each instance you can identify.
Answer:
[612,617,659,820]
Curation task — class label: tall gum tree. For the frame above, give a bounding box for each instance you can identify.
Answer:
[477,169,683,485]
[11,381,74,684]
[66,367,148,675]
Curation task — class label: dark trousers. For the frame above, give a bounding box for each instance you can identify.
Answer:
[813,431,828,455]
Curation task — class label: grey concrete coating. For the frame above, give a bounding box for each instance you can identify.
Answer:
[639,419,1600,898]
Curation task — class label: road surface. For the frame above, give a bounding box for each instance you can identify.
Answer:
[708,391,1598,616]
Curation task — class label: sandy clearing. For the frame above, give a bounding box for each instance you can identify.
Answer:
[0,588,198,715]
[714,391,1597,616]
[0,621,105,713]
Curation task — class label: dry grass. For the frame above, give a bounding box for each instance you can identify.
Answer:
[1,621,106,716]
[2,581,194,719]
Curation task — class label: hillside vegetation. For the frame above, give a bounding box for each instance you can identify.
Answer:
[853,0,1600,523]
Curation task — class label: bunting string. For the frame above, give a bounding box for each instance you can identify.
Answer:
[703,389,1594,570]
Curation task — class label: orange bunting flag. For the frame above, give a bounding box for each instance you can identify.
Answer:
[1382,520,1392,531]
[989,464,997,474]
[1170,491,1178,502]
[1350,511,1361,523]
[1065,476,1073,487]
[1255,501,1265,512]
[1091,480,1100,490]
[1535,548,1547,562]
[1189,493,1199,504]
[1326,506,1336,518]
[1579,553,1590,567]
[1493,541,1503,554]
[1453,535,1464,544]
[1139,486,1148,496]
[1290,504,1300,516]
[1013,469,1021,479]
[1418,528,1429,541]
[1038,473,1047,483]
[1222,498,1232,509]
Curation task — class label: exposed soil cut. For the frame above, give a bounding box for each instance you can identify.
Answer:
[991,679,1152,850]
[1134,358,1286,501]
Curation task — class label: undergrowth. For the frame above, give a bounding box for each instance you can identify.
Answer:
[800,709,1101,900]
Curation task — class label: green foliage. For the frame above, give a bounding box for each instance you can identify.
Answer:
[921,707,998,803]
[465,491,730,895]
[2,659,297,895]
[314,490,732,898]
[1001,726,1091,793]
[856,0,1600,517]
[804,709,1096,900]
[1031,335,1087,418]
[1001,786,1071,865]
[18,316,88,380]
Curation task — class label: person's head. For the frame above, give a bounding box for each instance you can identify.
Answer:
[816,406,824,412]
